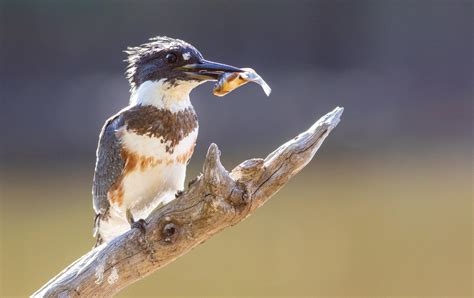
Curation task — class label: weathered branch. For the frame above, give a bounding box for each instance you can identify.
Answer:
[33,107,344,297]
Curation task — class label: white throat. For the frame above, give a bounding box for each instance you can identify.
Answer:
[129,79,202,112]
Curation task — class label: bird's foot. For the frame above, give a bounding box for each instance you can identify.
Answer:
[126,209,147,234]
[131,218,147,234]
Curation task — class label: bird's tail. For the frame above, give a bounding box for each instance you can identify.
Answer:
[93,213,104,248]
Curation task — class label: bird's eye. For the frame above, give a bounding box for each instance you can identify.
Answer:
[165,53,178,64]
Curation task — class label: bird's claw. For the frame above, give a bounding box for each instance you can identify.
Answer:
[131,218,147,234]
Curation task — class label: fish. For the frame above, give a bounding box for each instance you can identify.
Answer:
[213,67,271,97]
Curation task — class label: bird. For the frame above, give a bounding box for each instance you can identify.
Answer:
[92,36,242,246]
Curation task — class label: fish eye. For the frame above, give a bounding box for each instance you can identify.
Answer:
[165,53,178,64]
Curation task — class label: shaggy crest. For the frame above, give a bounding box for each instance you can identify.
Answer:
[124,36,201,92]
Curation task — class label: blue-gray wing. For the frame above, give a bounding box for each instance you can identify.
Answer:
[92,114,125,215]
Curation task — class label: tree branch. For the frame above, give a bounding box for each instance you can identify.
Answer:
[33,107,344,297]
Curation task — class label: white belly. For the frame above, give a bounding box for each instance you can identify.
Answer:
[99,126,198,243]
[122,162,186,214]
[114,126,197,215]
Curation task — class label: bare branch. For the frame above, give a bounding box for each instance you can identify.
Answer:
[33,107,344,297]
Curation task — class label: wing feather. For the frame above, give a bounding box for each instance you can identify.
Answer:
[92,114,126,216]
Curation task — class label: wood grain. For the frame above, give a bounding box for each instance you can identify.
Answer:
[33,107,343,297]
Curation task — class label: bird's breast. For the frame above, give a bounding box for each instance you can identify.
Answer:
[106,105,199,211]
[117,104,199,163]
[118,126,198,163]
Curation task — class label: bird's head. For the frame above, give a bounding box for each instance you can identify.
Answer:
[125,36,241,106]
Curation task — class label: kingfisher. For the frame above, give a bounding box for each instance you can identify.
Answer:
[92,36,242,246]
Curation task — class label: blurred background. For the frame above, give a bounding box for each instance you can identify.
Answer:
[1,0,472,296]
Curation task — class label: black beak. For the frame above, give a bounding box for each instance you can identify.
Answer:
[180,60,242,80]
